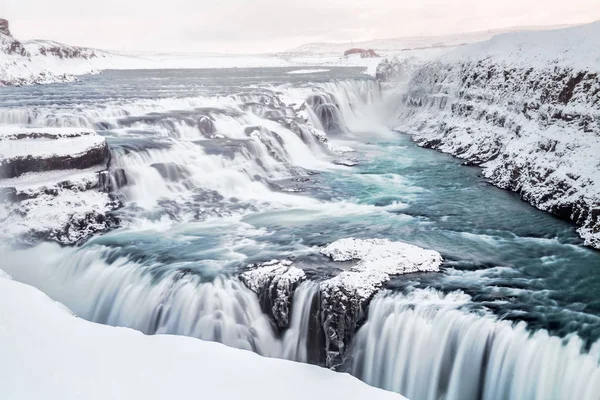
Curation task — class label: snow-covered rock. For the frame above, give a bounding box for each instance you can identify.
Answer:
[240,259,306,329]
[319,238,442,367]
[0,127,109,178]
[0,127,121,245]
[333,159,358,167]
[0,271,406,400]
[321,238,443,274]
[389,22,600,248]
[238,239,442,368]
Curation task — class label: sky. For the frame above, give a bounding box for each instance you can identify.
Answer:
[3,0,600,53]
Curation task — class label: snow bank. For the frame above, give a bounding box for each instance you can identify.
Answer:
[390,22,600,248]
[0,272,405,400]
[288,69,330,74]
[446,22,600,72]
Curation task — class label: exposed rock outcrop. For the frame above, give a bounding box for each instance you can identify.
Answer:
[319,238,442,368]
[240,239,442,368]
[240,260,307,329]
[0,18,11,37]
[344,48,380,58]
[0,128,123,245]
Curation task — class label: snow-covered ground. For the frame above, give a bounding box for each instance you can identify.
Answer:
[0,270,405,400]
[0,127,118,245]
[389,21,600,248]
[2,19,561,86]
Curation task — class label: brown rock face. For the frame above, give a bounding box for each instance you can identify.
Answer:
[0,19,11,37]
[343,48,380,58]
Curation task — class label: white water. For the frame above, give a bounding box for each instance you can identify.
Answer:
[2,72,600,400]
[352,289,600,400]
[282,281,321,363]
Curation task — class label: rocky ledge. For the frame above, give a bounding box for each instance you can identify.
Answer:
[240,238,442,368]
[387,23,600,248]
[0,127,124,245]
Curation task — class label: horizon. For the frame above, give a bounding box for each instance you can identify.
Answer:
[3,0,600,54]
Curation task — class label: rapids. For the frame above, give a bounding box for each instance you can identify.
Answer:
[1,67,599,399]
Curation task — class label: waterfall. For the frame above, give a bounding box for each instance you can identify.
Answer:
[282,281,322,363]
[352,289,600,400]
[3,71,598,400]
[2,244,284,357]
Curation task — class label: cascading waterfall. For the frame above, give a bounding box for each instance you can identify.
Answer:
[282,281,322,363]
[3,245,284,357]
[3,71,599,400]
[352,289,600,400]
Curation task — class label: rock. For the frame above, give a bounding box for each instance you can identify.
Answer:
[98,168,128,192]
[0,127,121,246]
[240,260,307,329]
[333,159,358,167]
[197,116,215,136]
[0,128,109,179]
[0,19,11,37]
[319,238,442,367]
[306,94,342,133]
[238,239,442,368]
[389,24,600,248]
[344,48,380,58]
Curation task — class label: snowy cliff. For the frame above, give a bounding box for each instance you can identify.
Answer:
[0,19,122,86]
[389,22,600,248]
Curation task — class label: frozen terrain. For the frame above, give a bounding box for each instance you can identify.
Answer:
[3,17,564,87]
[0,270,406,400]
[0,127,120,244]
[388,22,600,248]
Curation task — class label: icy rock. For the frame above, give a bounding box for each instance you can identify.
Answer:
[0,128,109,179]
[333,159,358,167]
[0,19,11,37]
[240,260,307,329]
[321,238,443,274]
[319,238,442,367]
[0,127,121,245]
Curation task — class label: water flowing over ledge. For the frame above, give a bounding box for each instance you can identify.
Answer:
[1,66,600,400]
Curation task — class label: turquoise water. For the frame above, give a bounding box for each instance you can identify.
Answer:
[1,67,599,399]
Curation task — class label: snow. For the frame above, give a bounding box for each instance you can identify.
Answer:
[241,259,306,294]
[0,127,115,245]
[0,167,102,191]
[322,238,442,274]
[390,21,600,248]
[282,25,573,57]
[0,271,406,400]
[445,21,600,72]
[333,159,359,167]
[288,69,330,74]
[320,238,442,299]
[0,127,106,159]
[0,189,117,245]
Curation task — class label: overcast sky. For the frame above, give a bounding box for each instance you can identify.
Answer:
[4,0,600,53]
